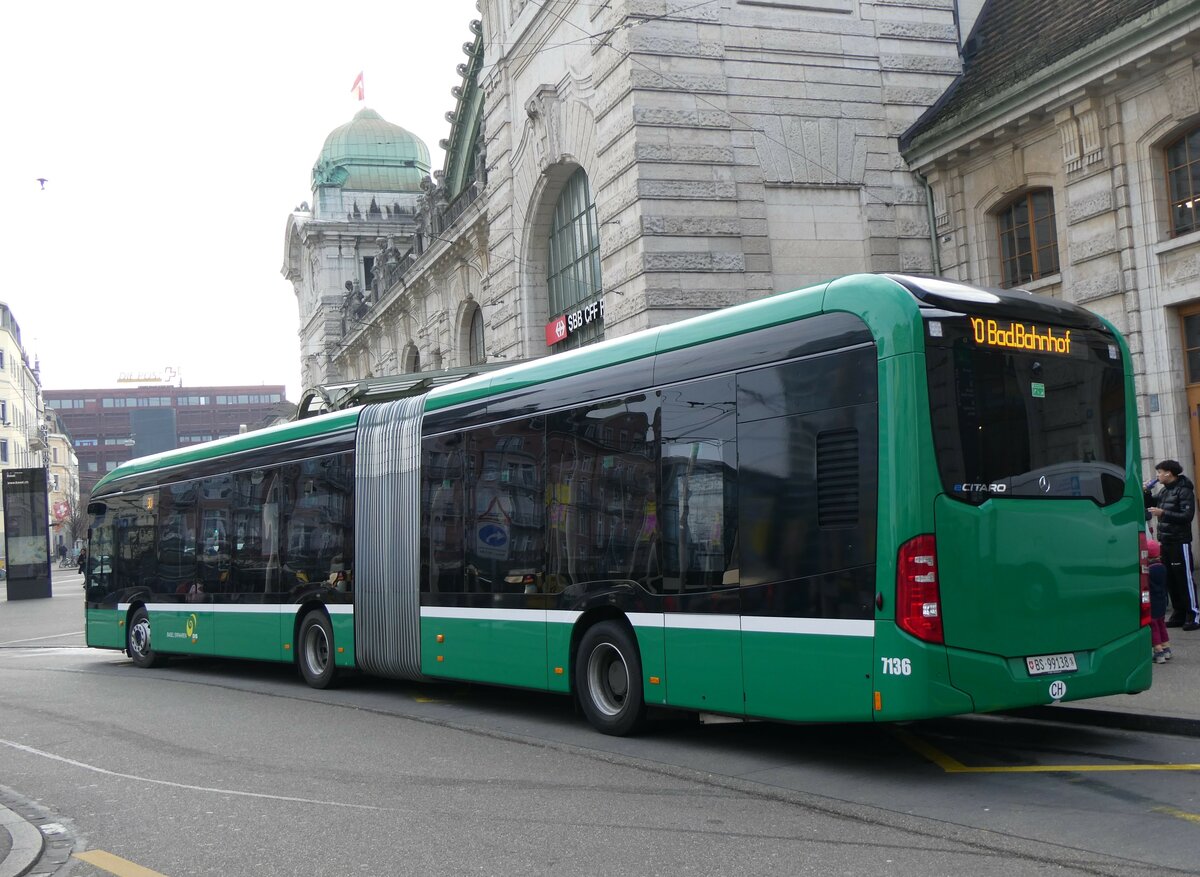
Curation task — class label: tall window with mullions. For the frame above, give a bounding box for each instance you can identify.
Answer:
[1166,126,1200,237]
[996,189,1059,288]
[547,168,603,350]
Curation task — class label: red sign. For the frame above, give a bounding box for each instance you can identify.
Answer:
[545,299,605,347]
[545,315,568,346]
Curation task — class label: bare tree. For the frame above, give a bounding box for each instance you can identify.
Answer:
[64,500,89,549]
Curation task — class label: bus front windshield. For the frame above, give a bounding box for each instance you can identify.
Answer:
[923,314,1127,505]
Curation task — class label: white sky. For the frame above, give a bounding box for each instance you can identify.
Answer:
[0,0,478,403]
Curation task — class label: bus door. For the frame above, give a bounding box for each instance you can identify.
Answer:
[150,482,213,657]
[218,469,287,662]
[661,378,745,715]
[734,352,879,722]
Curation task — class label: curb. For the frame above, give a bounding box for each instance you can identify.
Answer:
[1010,705,1200,738]
[0,805,43,877]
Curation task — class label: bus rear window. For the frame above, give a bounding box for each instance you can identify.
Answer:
[924,316,1127,505]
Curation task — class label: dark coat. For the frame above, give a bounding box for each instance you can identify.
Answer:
[1156,474,1196,543]
[1149,561,1169,617]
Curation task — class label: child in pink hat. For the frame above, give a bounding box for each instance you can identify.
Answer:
[1148,539,1172,663]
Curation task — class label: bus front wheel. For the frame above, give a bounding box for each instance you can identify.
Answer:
[298,611,338,689]
[575,621,646,736]
[127,607,167,669]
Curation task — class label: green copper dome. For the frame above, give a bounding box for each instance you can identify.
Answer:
[312,108,431,192]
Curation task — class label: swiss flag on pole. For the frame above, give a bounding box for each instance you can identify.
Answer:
[351,71,365,102]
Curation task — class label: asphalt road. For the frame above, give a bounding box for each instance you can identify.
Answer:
[3,571,1200,876]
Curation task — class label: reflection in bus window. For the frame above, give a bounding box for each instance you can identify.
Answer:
[158,482,197,595]
[463,418,545,594]
[422,434,464,593]
[281,453,354,590]
[547,393,660,590]
[661,377,738,593]
[232,468,281,595]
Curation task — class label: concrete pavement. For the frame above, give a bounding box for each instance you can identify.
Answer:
[0,566,81,877]
[0,802,44,877]
[0,568,1197,876]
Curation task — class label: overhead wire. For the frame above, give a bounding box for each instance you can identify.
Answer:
[529,0,908,207]
[341,2,1196,361]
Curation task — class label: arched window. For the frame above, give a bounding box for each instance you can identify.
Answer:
[468,307,485,365]
[404,346,420,373]
[1166,126,1200,237]
[547,168,603,350]
[996,189,1059,288]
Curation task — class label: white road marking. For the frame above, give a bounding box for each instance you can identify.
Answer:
[0,738,391,811]
[0,631,85,645]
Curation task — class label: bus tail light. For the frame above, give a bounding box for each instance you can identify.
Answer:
[897,534,943,644]
[1139,531,1151,628]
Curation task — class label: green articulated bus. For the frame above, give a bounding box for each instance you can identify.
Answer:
[84,273,1151,735]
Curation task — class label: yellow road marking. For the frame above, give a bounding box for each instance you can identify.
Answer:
[74,850,169,877]
[1153,806,1200,824]
[893,728,970,771]
[893,728,1200,774]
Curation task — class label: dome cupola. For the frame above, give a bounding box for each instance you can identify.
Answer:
[312,108,431,193]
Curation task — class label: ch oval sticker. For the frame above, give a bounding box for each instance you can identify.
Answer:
[1048,680,1067,701]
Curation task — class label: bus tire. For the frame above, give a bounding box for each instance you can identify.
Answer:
[127,607,167,669]
[576,620,646,736]
[298,610,338,689]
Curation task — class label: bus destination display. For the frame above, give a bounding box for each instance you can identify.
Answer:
[968,317,1081,357]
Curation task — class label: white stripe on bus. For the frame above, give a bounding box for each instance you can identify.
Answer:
[665,614,740,632]
[111,603,870,636]
[116,603,351,616]
[419,607,873,637]
[741,616,875,637]
[420,606,545,623]
[626,612,663,627]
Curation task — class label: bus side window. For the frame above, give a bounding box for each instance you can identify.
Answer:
[736,347,878,619]
[114,492,159,596]
[546,392,660,591]
[422,434,465,594]
[158,482,198,598]
[463,418,545,594]
[232,468,281,595]
[281,454,354,591]
[661,376,739,594]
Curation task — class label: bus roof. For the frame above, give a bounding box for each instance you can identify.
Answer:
[90,407,360,497]
[92,273,1106,497]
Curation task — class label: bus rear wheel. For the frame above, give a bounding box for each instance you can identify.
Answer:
[298,610,338,689]
[575,621,646,736]
[127,607,167,669]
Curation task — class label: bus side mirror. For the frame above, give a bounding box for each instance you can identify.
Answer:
[87,501,106,516]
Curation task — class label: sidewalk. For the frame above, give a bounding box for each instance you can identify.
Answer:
[1021,622,1200,735]
[0,567,82,877]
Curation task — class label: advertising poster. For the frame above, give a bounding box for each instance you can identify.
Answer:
[3,467,52,600]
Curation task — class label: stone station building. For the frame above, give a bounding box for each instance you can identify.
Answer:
[283,0,1200,486]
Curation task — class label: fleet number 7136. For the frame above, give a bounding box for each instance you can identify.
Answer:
[880,657,912,676]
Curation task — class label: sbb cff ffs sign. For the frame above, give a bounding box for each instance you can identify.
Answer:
[545,298,605,347]
[545,315,568,346]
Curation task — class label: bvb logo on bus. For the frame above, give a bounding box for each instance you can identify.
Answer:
[185,613,199,642]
